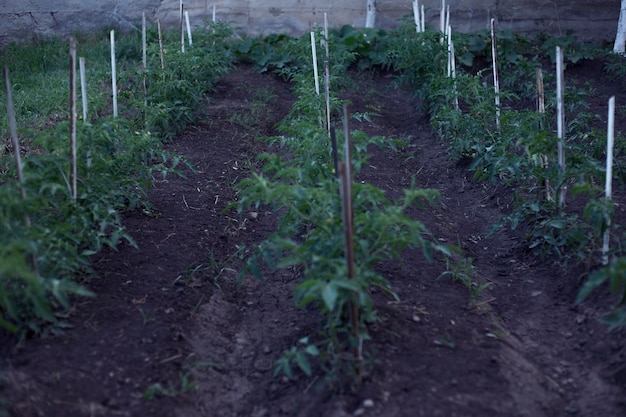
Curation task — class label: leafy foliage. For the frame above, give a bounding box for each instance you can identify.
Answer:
[233,43,447,377]
[576,258,626,330]
[0,21,233,335]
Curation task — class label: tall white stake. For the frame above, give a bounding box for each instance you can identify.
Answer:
[142,12,147,107]
[603,96,616,265]
[110,30,118,118]
[79,57,91,168]
[440,0,446,43]
[158,20,165,69]
[181,5,186,53]
[311,31,320,95]
[212,4,216,23]
[421,5,425,32]
[412,0,421,33]
[536,68,551,202]
[556,46,566,210]
[490,18,500,130]
[446,24,452,77]
[324,12,329,59]
[450,28,459,111]
[365,0,376,28]
[185,11,193,46]
[79,57,88,122]
[69,37,77,201]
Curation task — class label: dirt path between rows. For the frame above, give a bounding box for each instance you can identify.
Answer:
[2,64,625,417]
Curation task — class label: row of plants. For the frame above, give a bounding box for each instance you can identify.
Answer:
[232,29,449,380]
[379,19,626,327]
[0,21,235,335]
[225,19,626,384]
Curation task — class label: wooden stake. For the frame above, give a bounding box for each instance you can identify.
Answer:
[212,3,216,23]
[110,30,118,117]
[556,46,566,210]
[158,20,165,69]
[3,67,28,206]
[603,96,615,265]
[324,60,331,136]
[310,32,320,95]
[421,4,425,32]
[490,18,500,130]
[330,127,339,177]
[339,105,362,375]
[69,37,77,201]
[4,66,38,275]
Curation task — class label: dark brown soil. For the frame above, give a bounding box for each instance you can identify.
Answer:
[1,60,625,417]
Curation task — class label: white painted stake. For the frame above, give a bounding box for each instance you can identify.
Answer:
[490,18,500,130]
[439,0,446,43]
[158,20,165,69]
[445,5,450,36]
[181,5,186,53]
[185,11,193,46]
[440,0,446,34]
[179,0,184,23]
[446,24,452,77]
[556,46,566,210]
[110,30,118,118]
[614,0,626,53]
[421,4,425,33]
[603,96,616,265]
[142,12,147,107]
[311,31,320,95]
[365,0,376,28]
[324,12,329,59]
[412,0,421,33]
[536,68,551,202]
[69,37,77,201]
[79,57,91,168]
[212,4,216,23]
[450,29,459,111]
[79,57,88,122]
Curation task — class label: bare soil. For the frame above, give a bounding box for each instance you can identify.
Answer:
[1,61,625,417]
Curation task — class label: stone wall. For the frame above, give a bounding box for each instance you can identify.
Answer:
[0,1,620,47]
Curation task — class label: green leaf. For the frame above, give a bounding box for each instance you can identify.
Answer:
[304,344,319,356]
[321,283,338,311]
[294,352,312,377]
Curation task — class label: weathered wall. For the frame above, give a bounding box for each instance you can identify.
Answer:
[0,1,620,46]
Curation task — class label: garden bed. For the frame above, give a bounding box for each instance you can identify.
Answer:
[1,59,625,416]
[1,18,626,416]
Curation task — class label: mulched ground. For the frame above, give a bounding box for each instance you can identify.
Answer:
[1,60,625,417]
